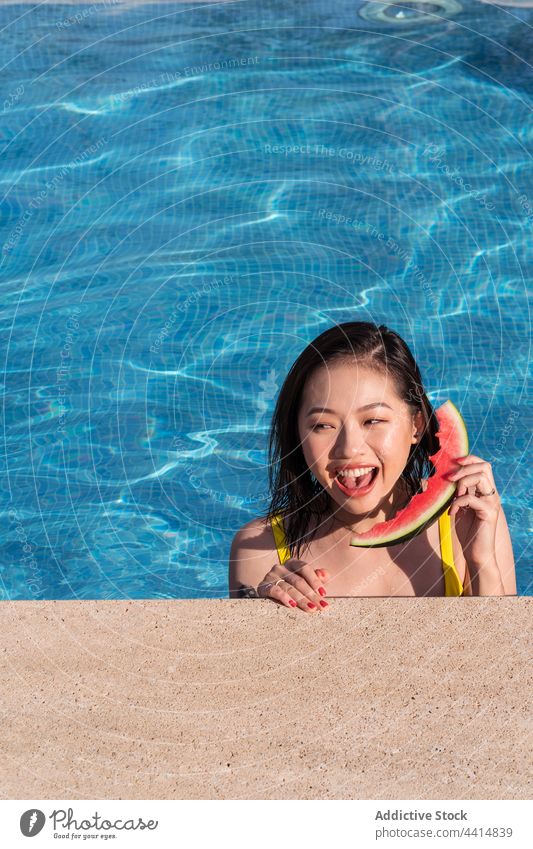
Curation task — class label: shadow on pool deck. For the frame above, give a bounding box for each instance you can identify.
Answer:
[1,598,531,799]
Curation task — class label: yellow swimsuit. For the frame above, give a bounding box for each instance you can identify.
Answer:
[270,509,463,596]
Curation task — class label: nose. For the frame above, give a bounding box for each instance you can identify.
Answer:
[331,421,368,459]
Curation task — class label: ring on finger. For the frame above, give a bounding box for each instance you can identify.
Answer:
[259,578,285,593]
[474,487,496,497]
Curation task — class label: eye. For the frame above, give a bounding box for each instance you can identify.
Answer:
[365,418,386,425]
[311,423,333,431]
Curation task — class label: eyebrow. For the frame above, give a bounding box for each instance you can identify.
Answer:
[305,402,393,416]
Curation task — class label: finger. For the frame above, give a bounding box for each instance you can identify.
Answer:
[449,492,498,519]
[447,468,494,497]
[285,558,322,577]
[266,581,301,609]
[455,456,496,483]
[284,559,329,603]
[463,477,496,499]
[448,472,493,497]
[300,563,329,598]
[257,569,293,600]
[271,580,322,613]
[296,588,329,613]
[283,572,329,611]
[455,454,485,464]
[447,463,489,482]
[315,568,330,580]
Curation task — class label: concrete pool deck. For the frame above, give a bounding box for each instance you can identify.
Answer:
[1,598,531,800]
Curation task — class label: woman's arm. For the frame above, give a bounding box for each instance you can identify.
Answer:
[448,455,518,597]
[462,505,517,596]
[455,505,517,596]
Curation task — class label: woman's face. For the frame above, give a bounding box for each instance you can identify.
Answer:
[296,361,424,521]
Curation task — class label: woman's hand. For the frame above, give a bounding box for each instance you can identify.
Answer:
[447,454,501,568]
[256,559,330,613]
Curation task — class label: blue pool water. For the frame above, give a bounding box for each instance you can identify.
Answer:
[0,1,531,598]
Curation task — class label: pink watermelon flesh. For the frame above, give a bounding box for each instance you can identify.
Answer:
[350,400,469,548]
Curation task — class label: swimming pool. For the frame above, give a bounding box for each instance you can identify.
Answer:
[1,0,531,598]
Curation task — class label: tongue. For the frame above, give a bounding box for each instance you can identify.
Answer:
[355,470,374,488]
[342,470,374,489]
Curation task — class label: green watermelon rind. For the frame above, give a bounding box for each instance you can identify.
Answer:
[349,400,469,549]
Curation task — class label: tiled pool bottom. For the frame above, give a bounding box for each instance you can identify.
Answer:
[1,0,531,597]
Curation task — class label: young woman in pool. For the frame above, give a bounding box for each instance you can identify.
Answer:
[229,322,517,609]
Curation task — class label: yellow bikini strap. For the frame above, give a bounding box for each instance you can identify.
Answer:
[271,513,291,565]
[439,509,454,569]
[438,508,463,597]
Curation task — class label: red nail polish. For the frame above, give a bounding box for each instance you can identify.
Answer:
[289,600,297,607]
[319,600,329,608]
[307,602,317,609]
[318,586,326,596]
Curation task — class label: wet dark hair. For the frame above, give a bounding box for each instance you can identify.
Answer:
[264,322,440,559]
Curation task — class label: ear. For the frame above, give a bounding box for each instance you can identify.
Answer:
[411,410,425,445]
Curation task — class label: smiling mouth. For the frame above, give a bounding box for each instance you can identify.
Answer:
[334,466,379,496]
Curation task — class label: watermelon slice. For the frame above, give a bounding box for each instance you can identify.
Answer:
[349,400,468,548]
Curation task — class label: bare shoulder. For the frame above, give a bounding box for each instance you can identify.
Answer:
[228,516,279,598]
[233,515,272,539]
[230,516,276,554]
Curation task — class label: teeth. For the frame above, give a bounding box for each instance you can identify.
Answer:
[336,466,376,478]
